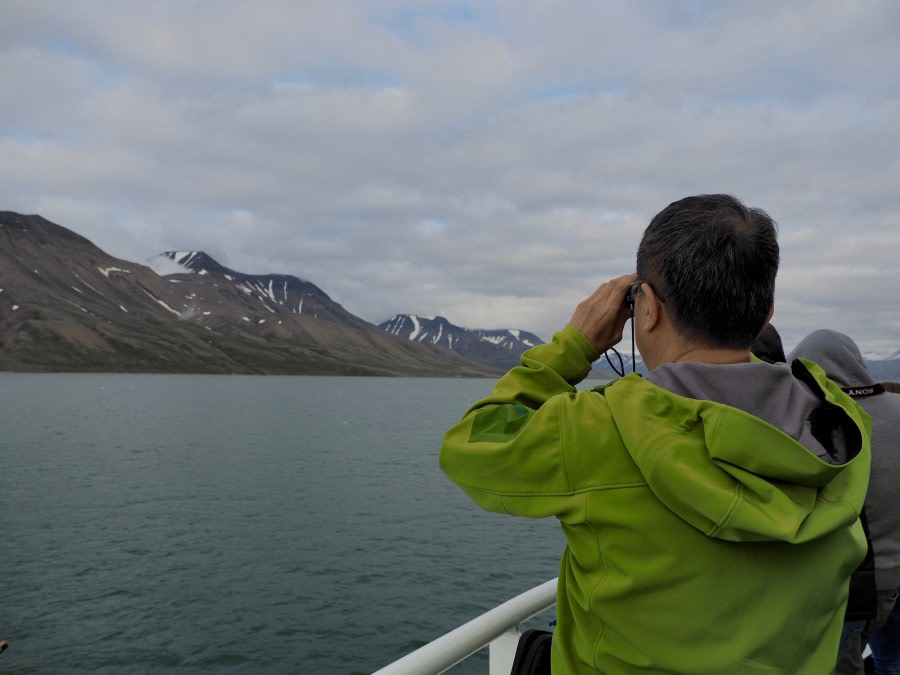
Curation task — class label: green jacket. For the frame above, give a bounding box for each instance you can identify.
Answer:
[440,325,870,674]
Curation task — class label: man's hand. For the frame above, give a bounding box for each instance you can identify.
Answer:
[569,274,637,353]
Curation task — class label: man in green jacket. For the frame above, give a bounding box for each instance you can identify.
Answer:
[440,194,870,674]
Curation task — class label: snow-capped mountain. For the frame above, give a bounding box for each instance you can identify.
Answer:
[380,314,544,371]
[0,212,492,376]
[157,250,364,329]
[380,314,652,377]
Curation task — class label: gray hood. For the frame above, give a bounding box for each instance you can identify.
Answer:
[647,360,851,465]
[790,329,900,590]
[788,329,874,388]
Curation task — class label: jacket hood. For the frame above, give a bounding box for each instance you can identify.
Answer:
[752,323,786,363]
[787,329,873,388]
[604,362,870,545]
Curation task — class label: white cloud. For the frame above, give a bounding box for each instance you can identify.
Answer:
[145,254,189,277]
[1,0,899,353]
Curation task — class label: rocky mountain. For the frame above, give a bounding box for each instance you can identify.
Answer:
[156,250,372,332]
[380,314,545,372]
[0,212,493,376]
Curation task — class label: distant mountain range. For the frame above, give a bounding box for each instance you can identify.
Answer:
[0,212,496,375]
[2,210,898,380]
[376,313,635,379]
[862,358,900,381]
[380,314,544,372]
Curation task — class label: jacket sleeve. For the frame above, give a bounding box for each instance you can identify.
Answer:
[438,324,601,519]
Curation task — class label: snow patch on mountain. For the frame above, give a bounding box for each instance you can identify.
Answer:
[140,288,181,316]
[98,266,131,278]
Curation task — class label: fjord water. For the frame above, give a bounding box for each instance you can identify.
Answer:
[0,374,563,673]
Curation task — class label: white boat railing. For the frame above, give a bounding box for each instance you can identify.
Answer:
[372,577,558,675]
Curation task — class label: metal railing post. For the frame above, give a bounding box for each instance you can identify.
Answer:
[488,626,522,675]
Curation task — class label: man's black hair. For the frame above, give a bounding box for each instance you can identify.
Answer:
[636,194,779,349]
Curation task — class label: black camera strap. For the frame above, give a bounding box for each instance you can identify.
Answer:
[841,383,885,399]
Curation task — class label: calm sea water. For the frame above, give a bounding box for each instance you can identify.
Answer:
[0,374,564,673]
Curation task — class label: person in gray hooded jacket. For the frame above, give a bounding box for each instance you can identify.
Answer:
[790,329,900,674]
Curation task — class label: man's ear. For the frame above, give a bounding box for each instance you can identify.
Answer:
[643,287,662,332]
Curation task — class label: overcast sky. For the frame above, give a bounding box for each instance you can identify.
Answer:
[3,1,899,357]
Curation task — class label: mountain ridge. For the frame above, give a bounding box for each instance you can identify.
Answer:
[379,314,545,372]
[0,212,494,376]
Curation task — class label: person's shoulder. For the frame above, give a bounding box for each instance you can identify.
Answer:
[564,374,647,410]
[859,389,900,423]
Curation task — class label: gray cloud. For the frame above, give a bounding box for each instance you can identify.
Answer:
[2,0,899,356]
